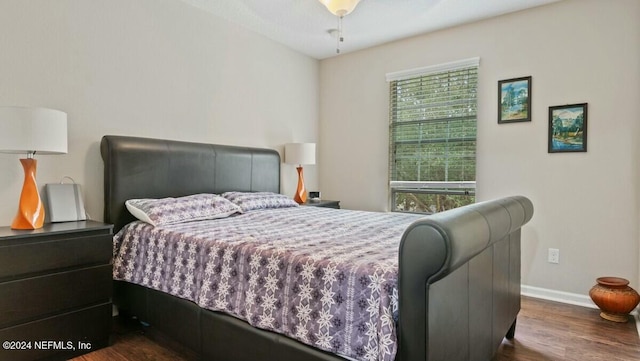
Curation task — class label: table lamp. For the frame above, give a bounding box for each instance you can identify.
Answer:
[0,106,68,229]
[284,143,316,204]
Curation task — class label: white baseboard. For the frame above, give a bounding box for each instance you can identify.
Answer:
[522,284,640,338]
[521,284,597,309]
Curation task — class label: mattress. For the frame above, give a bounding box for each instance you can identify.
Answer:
[113,206,421,361]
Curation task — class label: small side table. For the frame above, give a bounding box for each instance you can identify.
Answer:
[303,199,340,209]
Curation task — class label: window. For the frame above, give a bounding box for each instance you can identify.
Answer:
[387,58,478,213]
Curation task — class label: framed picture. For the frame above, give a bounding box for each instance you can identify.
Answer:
[548,103,588,153]
[498,76,532,123]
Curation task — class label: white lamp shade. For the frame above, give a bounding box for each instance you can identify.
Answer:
[0,106,68,154]
[285,143,316,165]
[319,0,362,16]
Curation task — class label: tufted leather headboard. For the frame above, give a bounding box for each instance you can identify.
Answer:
[100,135,281,232]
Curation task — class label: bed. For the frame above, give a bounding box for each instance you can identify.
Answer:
[101,135,533,361]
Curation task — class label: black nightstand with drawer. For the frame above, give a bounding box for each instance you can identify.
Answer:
[303,199,340,209]
[0,221,113,361]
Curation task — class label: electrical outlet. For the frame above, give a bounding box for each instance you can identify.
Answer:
[548,248,560,264]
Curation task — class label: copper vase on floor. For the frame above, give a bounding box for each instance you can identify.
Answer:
[589,277,640,323]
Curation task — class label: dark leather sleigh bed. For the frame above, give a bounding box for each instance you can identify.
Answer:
[101,135,533,361]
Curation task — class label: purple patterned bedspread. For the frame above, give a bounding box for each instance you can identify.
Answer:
[113,206,421,361]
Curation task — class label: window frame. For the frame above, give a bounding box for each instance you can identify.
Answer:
[386,57,479,214]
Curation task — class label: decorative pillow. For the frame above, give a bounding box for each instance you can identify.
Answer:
[125,193,242,226]
[221,191,298,212]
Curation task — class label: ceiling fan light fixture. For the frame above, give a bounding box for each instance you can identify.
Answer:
[318,0,362,17]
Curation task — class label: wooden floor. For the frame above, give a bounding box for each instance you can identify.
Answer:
[71,296,640,361]
[495,297,640,361]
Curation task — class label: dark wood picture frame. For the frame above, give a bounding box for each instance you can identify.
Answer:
[498,76,532,123]
[548,103,588,153]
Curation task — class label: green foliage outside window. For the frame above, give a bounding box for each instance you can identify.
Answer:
[392,191,476,214]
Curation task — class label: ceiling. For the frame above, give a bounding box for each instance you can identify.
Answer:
[179,0,562,59]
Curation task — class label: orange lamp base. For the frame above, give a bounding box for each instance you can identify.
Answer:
[293,166,307,204]
[11,158,45,230]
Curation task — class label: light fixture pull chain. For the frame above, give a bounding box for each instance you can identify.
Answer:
[336,15,344,54]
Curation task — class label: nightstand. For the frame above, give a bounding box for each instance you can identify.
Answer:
[0,220,113,361]
[303,199,340,209]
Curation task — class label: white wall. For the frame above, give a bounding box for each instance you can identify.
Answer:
[0,0,319,225]
[319,0,640,295]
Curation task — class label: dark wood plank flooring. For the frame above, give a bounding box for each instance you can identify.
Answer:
[71,296,640,361]
[496,297,640,360]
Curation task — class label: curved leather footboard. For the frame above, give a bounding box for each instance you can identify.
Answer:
[397,196,533,361]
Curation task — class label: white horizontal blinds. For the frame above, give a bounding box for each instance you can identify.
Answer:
[388,60,478,212]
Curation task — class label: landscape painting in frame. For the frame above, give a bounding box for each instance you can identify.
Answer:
[498,76,531,123]
[548,103,588,153]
